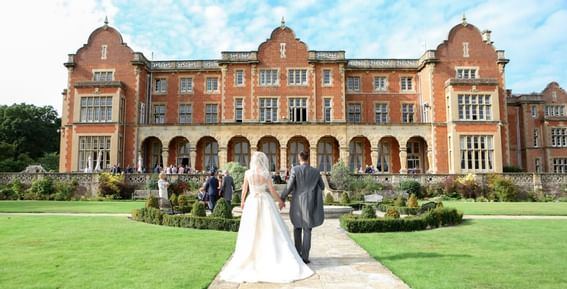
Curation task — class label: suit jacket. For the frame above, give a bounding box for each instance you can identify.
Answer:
[281,164,325,229]
[221,175,235,201]
[204,176,219,198]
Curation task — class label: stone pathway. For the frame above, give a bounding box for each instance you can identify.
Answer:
[207,218,411,289]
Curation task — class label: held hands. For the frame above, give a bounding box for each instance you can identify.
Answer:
[278,199,285,210]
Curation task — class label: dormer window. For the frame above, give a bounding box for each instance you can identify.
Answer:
[93,71,113,81]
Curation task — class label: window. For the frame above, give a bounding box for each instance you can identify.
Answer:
[153,104,165,124]
[154,78,167,94]
[551,128,567,147]
[531,105,537,118]
[235,98,243,123]
[178,104,192,124]
[324,98,332,122]
[260,141,278,171]
[347,104,361,123]
[349,141,363,171]
[259,98,278,122]
[176,140,190,167]
[205,104,218,123]
[535,158,542,173]
[93,71,113,81]
[553,158,567,173]
[545,105,565,117]
[407,141,422,173]
[402,103,415,123]
[206,77,219,93]
[101,45,107,60]
[460,135,494,172]
[288,69,308,86]
[318,140,334,172]
[376,142,390,173]
[259,69,279,86]
[78,136,111,171]
[80,96,112,123]
[374,76,387,91]
[204,140,219,171]
[322,69,332,86]
[375,103,388,124]
[288,141,306,167]
[458,95,492,121]
[288,98,307,122]
[400,77,413,91]
[533,128,539,147]
[347,77,360,92]
[234,70,244,86]
[456,68,477,79]
[233,141,249,167]
[180,78,193,93]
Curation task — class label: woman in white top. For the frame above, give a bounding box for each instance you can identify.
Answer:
[157,172,169,200]
[219,151,313,283]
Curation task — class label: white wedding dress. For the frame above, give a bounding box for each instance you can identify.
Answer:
[219,172,313,283]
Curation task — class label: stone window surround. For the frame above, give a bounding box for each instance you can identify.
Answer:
[321,69,333,87]
[73,91,121,124]
[258,96,280,122]
[205,76,220,94]
[399,75,415,92]
[401,101,416,123]
[153,76,168,95]
[258,68,280,87]
[455,66,479,79]
[234,97,244,122]
[373,101,390,124]
[323,97,332,123]
[178,76,194,94]
[372,74,389,92]
[152,102,167,124]
[346,75,362,92]
[287,96,309,122]
[72,133,117,172]
[286,67,309,86]
[446,88,500,123]
[178,102,193,124]
[204,102,219,123]
[234,69,246,87]
[92,68,115,81]
[347,101,363,123]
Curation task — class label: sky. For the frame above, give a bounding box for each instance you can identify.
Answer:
[1,0,566,115]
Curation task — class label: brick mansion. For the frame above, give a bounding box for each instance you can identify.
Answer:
[58,17,567,174]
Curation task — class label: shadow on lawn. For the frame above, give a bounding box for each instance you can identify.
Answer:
[380,252,472,260]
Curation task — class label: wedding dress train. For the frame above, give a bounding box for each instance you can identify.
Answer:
[219,181,313,283]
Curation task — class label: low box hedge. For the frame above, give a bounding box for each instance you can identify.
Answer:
[131,207,240,232]
[340,207,463,233]
[377,203,419,215]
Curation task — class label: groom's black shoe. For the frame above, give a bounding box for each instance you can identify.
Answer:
[302,259,310,264]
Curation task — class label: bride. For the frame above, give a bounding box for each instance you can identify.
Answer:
[219,151,313,283]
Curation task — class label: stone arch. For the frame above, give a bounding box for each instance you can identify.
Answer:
[227,136,251,168]
[168,136,191,168]
[406,136,429,174]
[257,136,281,172]
[287,136,310,168]
[377,136,401,174]
[348,136,372,172]
[316,136,340,172]
[140,136,163,172]
[196,136,219,172]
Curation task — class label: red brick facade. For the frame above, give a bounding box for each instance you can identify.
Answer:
[60,19,561,174]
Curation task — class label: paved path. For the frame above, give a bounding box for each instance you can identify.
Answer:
[207,218,411,289]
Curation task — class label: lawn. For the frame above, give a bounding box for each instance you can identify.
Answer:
[0,216,236,289]
[0,200,145,213]
[351,219,567,289]
[438,201,567,216]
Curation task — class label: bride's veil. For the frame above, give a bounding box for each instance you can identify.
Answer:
[247,151,272,185]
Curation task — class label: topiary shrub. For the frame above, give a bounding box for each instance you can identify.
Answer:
[393,194,406,207]
[360,205,377,219]
[324,193,335,205]
[330,160,353,191]
[399,180,422,198]
[177,195,191,213]
[385,207,400,219]
[407,193,418,208]
[232,191,241,205]
[340,191,350,204]
[145,195,159,209]
[211,198,233,219]
[192,201,206,217]
[223,162,246,189]
[169,193,178,206]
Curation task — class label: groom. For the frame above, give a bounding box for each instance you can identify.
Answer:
[281,150,325,264]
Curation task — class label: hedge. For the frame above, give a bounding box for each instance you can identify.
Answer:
[340,207,463,233]
[131,207,240,232]
[377,203,419,215]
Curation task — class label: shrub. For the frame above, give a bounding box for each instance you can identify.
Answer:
[53,178,78,201]
[224,162,246,189]
[168,180,189,196]
[98,173,123,199]
[192,201,206,217]
[360,205,377,219]
[399,180,422,198]
[232,191,241,205]
[442,176,460,198]
[28,176,55,200]
[340,191,350,204]
[407,193,418,208]
[10,180,26,199]
[145,195,159,209]
[330,160,352,191]
[132,208,240,232]
[169,193,178,206]
[212,198,233,219]
[385,207,400,219]
[324,193,335,205]
[488,175,519,202]
[393,194,406,207]
[377,204,418,215]
[0,186,17,200]
[455,173,481,199]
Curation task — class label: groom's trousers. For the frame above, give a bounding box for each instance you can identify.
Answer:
[294,227,312,261]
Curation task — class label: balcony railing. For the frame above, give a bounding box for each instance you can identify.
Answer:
[347,59,419,69]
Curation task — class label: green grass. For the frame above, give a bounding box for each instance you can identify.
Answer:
[351,220,567,289]
[0,200,145,213]
[0,216,236,289]
[438,201,567,215]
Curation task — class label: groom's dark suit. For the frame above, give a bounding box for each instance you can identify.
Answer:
[281,163,325,263]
